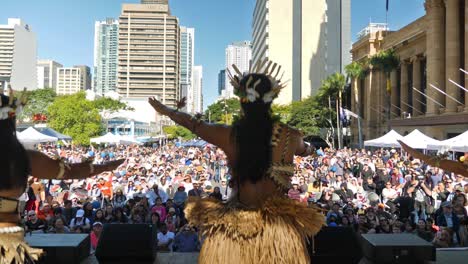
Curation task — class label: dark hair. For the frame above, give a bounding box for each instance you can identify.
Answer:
[94,209,105,221]
[0,94,30,191]
[231,74,274,185]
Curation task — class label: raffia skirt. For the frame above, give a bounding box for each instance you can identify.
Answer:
[185,196,325,264]
[0,230,43,264]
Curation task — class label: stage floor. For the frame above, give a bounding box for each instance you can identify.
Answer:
[81,253,199,264]
[81,250,468,264]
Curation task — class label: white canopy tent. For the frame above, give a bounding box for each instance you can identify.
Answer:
[90,132,121,144]
[399,129,442,149]
[427,131,468,152]
[119,135,142,145]
[17,127,58,144]
[364,130,404,148]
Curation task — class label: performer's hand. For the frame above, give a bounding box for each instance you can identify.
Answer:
[92,159,126,176]
[176,97,187,110]
[66,159,125,179]
[149,97,170,115]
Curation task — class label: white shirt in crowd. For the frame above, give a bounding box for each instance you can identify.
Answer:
[157,231,175,250]
[146,188,169,206]
[70,217,91,230]
[382,187,398,203]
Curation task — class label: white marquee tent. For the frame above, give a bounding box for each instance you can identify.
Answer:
[427,131,468,152]
[17,127,58,144]
[364,130,404,148]
[399,129,442,149]
[90,132,121,144]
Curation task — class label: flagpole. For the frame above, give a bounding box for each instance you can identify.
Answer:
[429,83,465,106]
[385,0,389,31]
[413,87,444,107]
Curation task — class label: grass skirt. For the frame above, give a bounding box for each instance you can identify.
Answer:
[185,196,325,264]
[0,230,43,264]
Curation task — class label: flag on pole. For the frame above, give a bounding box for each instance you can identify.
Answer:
[386,0,389,11]
[340,107,360,119]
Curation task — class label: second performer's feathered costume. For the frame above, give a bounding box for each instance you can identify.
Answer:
[398,140,468,177]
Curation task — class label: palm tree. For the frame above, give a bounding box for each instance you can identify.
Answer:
[345,60,367,118]
[369,49,400,130]
[320,73,346,148]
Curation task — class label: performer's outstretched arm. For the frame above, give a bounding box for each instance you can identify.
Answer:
[295,137,316,157]
[149,97,231,153]
[27,150,124,180]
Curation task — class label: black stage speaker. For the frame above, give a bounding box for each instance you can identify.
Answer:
[359,233,435,264]
[95,224,157,264]
[25,234,90,264]
[309,227,362,264]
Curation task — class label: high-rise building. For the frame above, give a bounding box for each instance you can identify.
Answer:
[180,26,195,113]
[0,18,37,91]
[252,0,351,104]
[94,18,119,95]
[117,0,180,108]
[74,65,92,90]
[37,59,62,89]
[56,67,85,95]
[193,65,203,113]
[218,69,225,96]
[224,41,251,98]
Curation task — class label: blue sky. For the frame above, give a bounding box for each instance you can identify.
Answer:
[1,0,425,108]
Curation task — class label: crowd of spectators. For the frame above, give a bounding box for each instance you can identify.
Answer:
[20,143,468,252]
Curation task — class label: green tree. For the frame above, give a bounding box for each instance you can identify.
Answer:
[288,97,335,137]
[18,88,56,121]
[47,92,103,145]
[369,49,399,129]
[345,61,367,119]
[93,97,134,112]
[163,125,196,140]
[319,73,346,148]
[205,98,240,123]
[271,104,292,123]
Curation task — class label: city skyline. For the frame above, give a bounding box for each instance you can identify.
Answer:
[1,0,426,108]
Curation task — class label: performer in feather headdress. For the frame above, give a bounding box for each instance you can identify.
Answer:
[149,60,325,264]
[0,87,123,263]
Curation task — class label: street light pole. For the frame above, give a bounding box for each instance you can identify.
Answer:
[358,116,363,149]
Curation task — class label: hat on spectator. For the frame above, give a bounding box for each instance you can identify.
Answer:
[168,208,176,213]
[441,201,453,208]
[455,186,464,192]
[76,209,85,217]
[93,221,103,227]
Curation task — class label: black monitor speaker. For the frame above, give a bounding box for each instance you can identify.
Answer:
[309,226,362,264]
[95,224,157,264]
